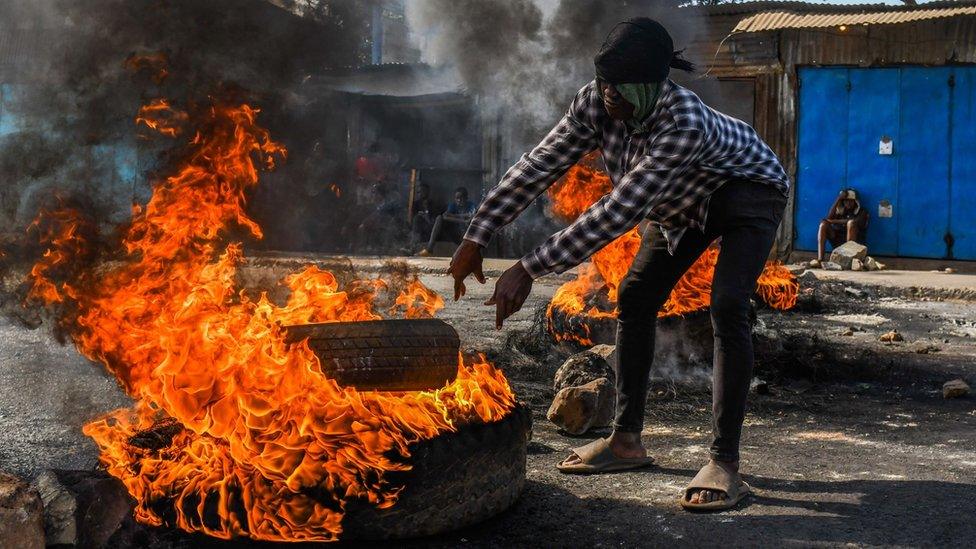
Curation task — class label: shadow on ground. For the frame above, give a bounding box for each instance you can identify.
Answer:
[135,473,975,548]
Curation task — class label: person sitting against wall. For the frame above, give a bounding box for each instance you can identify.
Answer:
[811,188,869,267]
[416,187,476,257]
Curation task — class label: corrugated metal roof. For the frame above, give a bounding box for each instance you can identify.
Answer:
[734,4,976,33]
[698,0,976,16]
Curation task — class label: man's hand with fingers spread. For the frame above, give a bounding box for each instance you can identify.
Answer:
[448,239,486,301]
[485,261,533,329]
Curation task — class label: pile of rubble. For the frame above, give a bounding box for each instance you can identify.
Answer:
[810,241,886,272]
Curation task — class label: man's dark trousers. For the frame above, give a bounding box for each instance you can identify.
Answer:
[613,179,787,462]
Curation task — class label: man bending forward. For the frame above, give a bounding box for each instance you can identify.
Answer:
[449,18,789,511]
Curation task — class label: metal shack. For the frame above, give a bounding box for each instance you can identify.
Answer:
[691,1,976,261]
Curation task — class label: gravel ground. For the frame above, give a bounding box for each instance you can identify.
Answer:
[1,262,975,547]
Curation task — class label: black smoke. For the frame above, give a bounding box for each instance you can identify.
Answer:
[0,0,371,237]
[407,0,692,148]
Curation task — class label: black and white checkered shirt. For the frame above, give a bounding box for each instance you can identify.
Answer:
[463,79,790,278]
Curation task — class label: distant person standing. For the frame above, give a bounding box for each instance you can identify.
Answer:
[416,187,476,256]
[354,142,388,206]
[410,183,438,249]
[355,182,400,252]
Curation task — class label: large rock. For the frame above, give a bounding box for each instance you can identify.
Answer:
[31,470,134,548]
[32,471,78,546]
[553,351,614,392]
[943,378,970,399]
[547,378,615,435]
[588,344,617,369]
[0,471,45,549]
[829,241,868,270]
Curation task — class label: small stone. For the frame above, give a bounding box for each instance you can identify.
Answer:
[822,261,843,271]
[587,344,617,370]
[842,328,855,337]
[944,267,955,274]
[798,270,819,283]
[0,471,45,549]
[864,256,879,271]
[851,258,864,271]
[547,378,615,435]
[874,260,887,271]
[808,259,821,268]
[915,344,940,355]
[943,379,970,399]
[829,241,868,270]
[844,286,866,298]
[750,377,770,395]
[553,351,614,392]
[879,330,904,343]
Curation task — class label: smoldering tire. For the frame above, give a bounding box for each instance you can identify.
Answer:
[341,403,532,540]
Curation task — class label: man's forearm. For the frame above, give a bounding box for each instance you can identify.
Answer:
[517,129,702,279]
[462,101,598,248]
[520,193,651,279]
[462,156,566,247]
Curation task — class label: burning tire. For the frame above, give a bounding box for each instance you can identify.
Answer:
[285,318,461,391]
[340,403,532,540]
[128,405,531,542]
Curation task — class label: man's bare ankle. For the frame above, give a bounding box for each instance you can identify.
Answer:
[711,458,739,472]
[608,431,645,457]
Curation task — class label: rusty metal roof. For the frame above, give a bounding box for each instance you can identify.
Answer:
[733,3,976,33]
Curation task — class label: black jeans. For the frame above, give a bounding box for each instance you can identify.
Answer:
[614,180,787,462]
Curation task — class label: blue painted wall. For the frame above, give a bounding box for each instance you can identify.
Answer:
[796,66,976,260]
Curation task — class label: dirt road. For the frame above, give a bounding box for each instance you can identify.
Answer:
[1,261,974,547]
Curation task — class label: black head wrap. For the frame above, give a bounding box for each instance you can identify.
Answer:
[593,17,695,84]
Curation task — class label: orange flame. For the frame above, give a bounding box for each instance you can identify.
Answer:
[26,206,91,304]
[135,99,189,138]
[27,97,514,542]
[391,278,445,319]
[546,153,797,344]
[328,183,342,198]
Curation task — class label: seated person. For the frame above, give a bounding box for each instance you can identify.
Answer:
[813,188,868,265]
[409,183,438,248]
[417,186,476,256]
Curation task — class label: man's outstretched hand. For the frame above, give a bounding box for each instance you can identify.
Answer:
[448,239,486,301]
[485,261,533,329]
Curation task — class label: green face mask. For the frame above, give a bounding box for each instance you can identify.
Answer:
[615,82,662,133]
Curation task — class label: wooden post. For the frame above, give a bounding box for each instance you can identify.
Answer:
[407,168,417,223]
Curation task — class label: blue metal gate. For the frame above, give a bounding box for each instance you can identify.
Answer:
[796,66,976,260]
